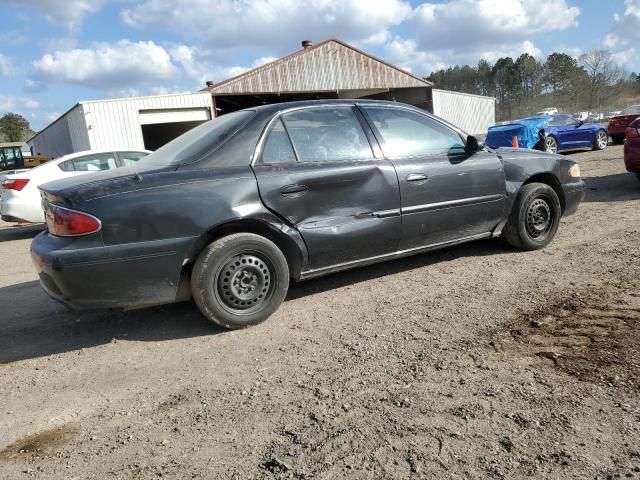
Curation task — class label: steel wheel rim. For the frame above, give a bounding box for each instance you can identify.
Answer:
[526,198,553,239]
[597,131,607,149]
[546,137,557,154]
[216,253,274,314]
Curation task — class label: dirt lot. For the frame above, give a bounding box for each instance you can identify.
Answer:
[1,146,639,479]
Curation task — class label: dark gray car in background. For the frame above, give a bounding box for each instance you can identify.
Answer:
[31,100,585,328]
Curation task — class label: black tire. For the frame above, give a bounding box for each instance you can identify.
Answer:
[592,129,608,151]
[191,233,289,329]
[611,135,625,145]
[502,182,561,251]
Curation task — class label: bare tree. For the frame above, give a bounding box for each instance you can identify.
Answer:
[579,50,622,111]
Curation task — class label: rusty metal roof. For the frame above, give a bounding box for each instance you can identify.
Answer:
[206,39,431,95]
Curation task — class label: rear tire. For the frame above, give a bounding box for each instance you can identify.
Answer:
[593,130,608,150]
[503,183,561,251]
[191,233,289,329]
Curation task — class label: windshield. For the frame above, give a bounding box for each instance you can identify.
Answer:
[139,110,255,167]
[620,105,640,115]
[547,115,574,126]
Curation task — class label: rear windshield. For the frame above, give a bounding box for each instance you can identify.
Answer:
[138,110,255,166]
[621,106,640,115]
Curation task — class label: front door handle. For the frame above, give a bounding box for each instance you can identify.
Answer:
[406,173,428,183]
[280,184,308,196]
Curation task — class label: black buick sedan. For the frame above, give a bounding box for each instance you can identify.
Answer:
[32,100,585,328]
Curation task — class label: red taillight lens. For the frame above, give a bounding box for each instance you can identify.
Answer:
[626,127,640,139]
[2,179,29,191]
[45,203,101,236]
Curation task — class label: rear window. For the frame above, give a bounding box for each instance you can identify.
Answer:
[620,106,640,115]
[138,110,255,167]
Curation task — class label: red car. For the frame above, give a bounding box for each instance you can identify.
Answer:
[624,117,640,182]
[609,105,640,144]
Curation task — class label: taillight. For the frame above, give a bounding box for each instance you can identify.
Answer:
[45,203,101,237]
[626,127,640,139]
[2,179,29,191]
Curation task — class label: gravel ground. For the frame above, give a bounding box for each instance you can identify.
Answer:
[0,145,639,479]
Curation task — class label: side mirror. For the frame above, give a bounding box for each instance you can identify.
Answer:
[466,135,485,152]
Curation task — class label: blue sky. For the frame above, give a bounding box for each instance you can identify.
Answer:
[0,0,638,131]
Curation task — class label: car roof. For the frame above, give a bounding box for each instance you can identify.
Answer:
[247,98,420,114]
[51,148,150,162]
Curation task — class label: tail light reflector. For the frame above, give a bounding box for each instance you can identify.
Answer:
[2,178,29,191]
[626,127,640,139]
[44,203,101,237]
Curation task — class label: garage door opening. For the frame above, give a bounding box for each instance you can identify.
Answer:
[141,121,205,151]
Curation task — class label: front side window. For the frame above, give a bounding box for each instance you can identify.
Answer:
[282,107,373,162]
[72,153,117,171]
[548,115,575,126]
[261,119,297,164]
[119,151,149,167]
[363,107,466,157]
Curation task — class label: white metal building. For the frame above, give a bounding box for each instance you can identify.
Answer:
[431,89,496,135]
[28,92,214,158]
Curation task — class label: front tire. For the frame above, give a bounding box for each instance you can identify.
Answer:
[503,183,561,251]
[191,233,289,329]
[545,136,558,154]
[611,135,625,145]
[593,130,608,150]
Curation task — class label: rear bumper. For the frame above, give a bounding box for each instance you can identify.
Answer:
[624,140,640,172]
[30,231,196,309]
[0,194,44,223]
[562,180,586,217]
[607,126,627,137]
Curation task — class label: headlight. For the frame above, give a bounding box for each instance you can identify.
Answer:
[569,164,581,178]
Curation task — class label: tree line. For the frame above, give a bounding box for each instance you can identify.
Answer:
[426,50,640,121]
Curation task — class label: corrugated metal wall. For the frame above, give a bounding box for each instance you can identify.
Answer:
[83,93,213,151]
[29,93,214,157]
[431,89,495,135]
[28,105,90,158]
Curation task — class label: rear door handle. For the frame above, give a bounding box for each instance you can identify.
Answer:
[406,173,428,183]
[280,184,308,196]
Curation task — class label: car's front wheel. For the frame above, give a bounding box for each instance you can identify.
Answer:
[545,136,558,154]
[503,182,561,251]
[191,233,289,329]
[611,135,625,145]
[593,130,608,150]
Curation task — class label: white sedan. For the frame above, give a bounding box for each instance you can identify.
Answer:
[1,149,149,223]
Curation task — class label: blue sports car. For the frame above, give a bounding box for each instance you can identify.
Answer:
[486,114,608,154]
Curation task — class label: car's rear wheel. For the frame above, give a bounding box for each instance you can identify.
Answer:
[503,182,561,251]
[545,136,558,154]
[593,130,608,150]
[191,233,289,329]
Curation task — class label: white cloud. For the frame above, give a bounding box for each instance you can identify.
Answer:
[384,37,445,73]
[0,96,41,113]
[122,0,411,51]
[1,0,110,27]
[411,0,579,51]
[0,54,14,76]
[169,44,278,87]
[32,40,179,89]
[603,0,640,68]
[23,79,46,93]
